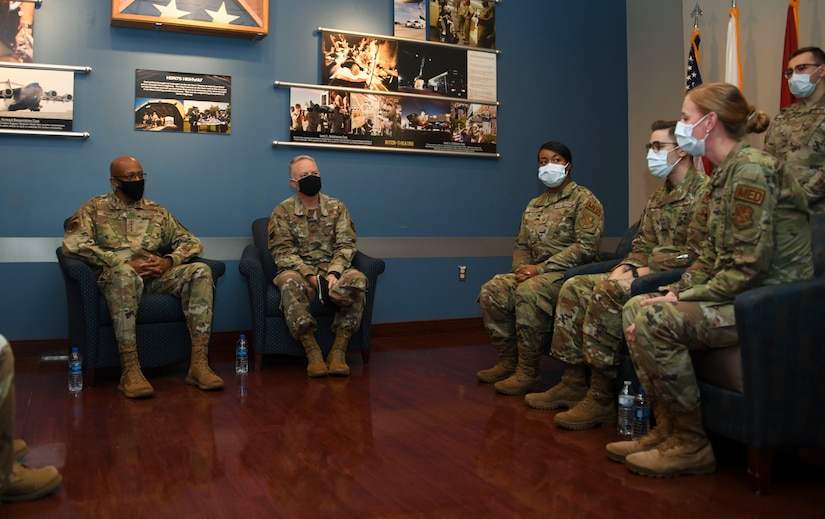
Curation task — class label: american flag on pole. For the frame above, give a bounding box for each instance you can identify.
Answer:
[686,28,703,91]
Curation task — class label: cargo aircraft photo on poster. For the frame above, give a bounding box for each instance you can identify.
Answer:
[0,66,74,131]
[288,86,495,155]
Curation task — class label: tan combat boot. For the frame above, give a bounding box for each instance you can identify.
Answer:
[554,368,617,430]
[13,439,29,461]
[0,461,62,502]
[327,330,351,376]
[476,341,517,383]
[625,409,716,477]
[493,344,542,395]
[185,340,224,390]
[524,363,587,410]
[118,345,154,398]
[300,332,328,378]
[606,402,671,463]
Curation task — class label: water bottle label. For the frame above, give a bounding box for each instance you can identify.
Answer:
[70,362,82,375]
[238,350,248,358]
[634,408,650,420]
[618,395,634,407]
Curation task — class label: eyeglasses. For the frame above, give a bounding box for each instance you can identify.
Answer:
[783,63,822,79]
[645,141,678,152]
[113,172,146,181]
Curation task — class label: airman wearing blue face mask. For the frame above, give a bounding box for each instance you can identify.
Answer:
[477,141,604,397]
[764,46,825,214]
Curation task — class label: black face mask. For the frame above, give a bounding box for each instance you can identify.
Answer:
[118,179,145,202]
[297,175,321,196]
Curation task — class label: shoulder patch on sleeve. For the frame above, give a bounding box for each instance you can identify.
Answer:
[733,184,765,206]
[585,200,602,217]
[732,204,754,228]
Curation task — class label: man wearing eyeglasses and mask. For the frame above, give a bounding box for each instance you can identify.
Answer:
[268,155,367,378]
[764,46,825,213]
[62,156,223,398]
[526,121,709,431]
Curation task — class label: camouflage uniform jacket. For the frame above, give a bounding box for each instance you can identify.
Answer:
[62,191,203,273]
[668,141,813,302]
[763,94,825,211]
[622,166,709,272]
[512,181,603,274]
[268,193,357,278]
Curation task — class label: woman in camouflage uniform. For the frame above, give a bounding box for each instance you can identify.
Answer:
[612,83,813,478]
[477,141,604,396]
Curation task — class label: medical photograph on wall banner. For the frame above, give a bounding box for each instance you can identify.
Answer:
[0,65,74,131]
[289,86,496,155]
[322,30,496,103]
[393,1,495,49]
[134,69,231,134]
[0,0,36,62]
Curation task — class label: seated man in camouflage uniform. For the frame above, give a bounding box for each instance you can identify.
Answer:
[0,334,62,501]
[526,121,709,430]
[268,155,367,378]
[62,156,223,398]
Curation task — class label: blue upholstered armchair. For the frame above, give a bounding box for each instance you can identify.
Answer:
[625,212,825,493]
[238,217,386,369]
[56,246,226,385]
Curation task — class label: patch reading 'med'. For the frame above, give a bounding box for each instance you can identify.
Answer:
[734,184,765,205]
[585,201,602,216]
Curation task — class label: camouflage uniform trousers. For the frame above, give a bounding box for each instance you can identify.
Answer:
[551,273,633,371]
[622,294,738,415]
[478,272,565,354]
[97,262,214,348]
[0,340,13,490]
[274,268,367,339]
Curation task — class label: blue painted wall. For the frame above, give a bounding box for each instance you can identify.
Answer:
[0,0,628,340]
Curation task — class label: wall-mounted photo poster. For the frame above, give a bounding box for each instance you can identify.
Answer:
[322,30,493,103]
[429,0,495,49]
[112,0,268,39]
[323,32,399,92]
[134,69,231,134]
[1,0,36,63]
[395,39,467,99]
[0,65,74,131]
[288,85,496,156]
[393,0,427,41]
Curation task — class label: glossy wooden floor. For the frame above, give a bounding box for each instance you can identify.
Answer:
[7,330,824,518]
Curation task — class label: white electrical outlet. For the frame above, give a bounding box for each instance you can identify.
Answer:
[458,265,467,281]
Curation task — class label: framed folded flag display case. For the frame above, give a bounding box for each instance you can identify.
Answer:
[111,0,268,40]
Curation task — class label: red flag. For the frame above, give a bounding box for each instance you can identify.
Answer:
[780,1,799,109]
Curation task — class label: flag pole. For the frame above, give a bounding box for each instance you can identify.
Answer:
[692,2,703,29]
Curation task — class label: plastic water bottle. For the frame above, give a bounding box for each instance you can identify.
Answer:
[617,381,634,438]
[632,386,651,440]
[235,334,249,374]
[68,347,83,393]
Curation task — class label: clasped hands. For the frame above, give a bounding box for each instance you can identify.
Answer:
[127,255,172,279]
[515,264,538,283]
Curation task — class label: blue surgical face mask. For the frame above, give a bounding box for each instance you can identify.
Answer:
[788,67,821,98]
[538,163,568,188]
[675,113,710,157]
[646,147,681,179]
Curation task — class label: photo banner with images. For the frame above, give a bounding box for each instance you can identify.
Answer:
[0,65,74,131]
[393,0,496,50]
[289,86,496,155]
[321,29,496,103]
[0,1,36,62]
[134,69,231,135]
